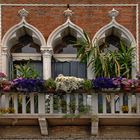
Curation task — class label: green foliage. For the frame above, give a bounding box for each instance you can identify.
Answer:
[69,100,76,113]
[117,41,135,78]
[79,104,90,114]
[83,80,92,91]
[15,61,39,78]
[76,30,135,78]
[75,30,93,63]
[44,78,56,90]
[63,114,80,118]
[53,96,60,111]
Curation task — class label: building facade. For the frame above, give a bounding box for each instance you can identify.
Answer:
[0,0,140,139]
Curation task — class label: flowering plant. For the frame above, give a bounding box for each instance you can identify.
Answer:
[122,105,129,113]
[55,74,84,93]
[93,77,121,89]
[121,78,134,87]
[0,72,11,92]
[12,78,44,92]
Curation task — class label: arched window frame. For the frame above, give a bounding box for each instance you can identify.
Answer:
[1,9,47,79]
[47,17,91,79]
[92,12,137,78]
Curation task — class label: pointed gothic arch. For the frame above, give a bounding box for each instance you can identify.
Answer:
[2,18,46,49]
[92,19,137,78]
[92,19,136,47]
[47,18,85,49]
[1,12,46,78]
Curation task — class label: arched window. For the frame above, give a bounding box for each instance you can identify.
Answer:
[95,27,134,78]
[10,33,43,79]
[52,29,87,79]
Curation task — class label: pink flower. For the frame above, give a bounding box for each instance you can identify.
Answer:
[3,85,11,92]
[121,78,134,87]
[0,72,7,78]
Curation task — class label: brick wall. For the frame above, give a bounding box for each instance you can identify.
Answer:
[0,125,139,139]
[1,5,136,40]
[0,0,138,4]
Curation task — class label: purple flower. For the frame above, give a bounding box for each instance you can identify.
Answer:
[93,77,120,89]
[12,78,44,92]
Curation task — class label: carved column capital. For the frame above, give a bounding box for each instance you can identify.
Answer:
[2,47,8,55]
[41,48,53,57]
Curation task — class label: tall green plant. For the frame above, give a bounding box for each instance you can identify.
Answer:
[76,30,135,78]
[75,31,93,64]
[117,41,135,78]
[15,61,39,78]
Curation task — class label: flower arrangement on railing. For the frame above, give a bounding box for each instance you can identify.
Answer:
[44,75,92,93]
[0,72,11,92]
[92,77,122,90]
[2,70,140,93]
[12,78,44,92]
[121,78,135,91]
[55,74,85,93]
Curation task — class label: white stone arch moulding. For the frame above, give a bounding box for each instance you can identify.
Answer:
[1,8,47,78]
[47,18,85,49]
[92,17,137,77]
[92,19,136,47]
[46,16,92,78]
[1,15,46,50]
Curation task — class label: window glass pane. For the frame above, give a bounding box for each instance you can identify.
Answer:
[13,61,43,79]
[52,61,87,79]
[100,35,120,52]
[54,35,77,54]
[10,34,40,53]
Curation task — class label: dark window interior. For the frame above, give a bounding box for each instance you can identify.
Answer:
[13,60,43,79]
[54,34,77,54]
[100,34,120,52]
[52,60,87,79]
[11,34,40,53]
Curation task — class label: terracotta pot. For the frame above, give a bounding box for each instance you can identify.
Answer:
[47,88,56,93]
[135,87,140,92]
[123,111,128,113]
[123,86,131,91]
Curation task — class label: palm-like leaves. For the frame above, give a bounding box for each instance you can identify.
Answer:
[76,30,135,78]
[75,31,93,63]
[15,61,39,78]
[117,41,135,78]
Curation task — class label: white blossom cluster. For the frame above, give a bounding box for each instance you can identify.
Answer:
[55,74,84,93]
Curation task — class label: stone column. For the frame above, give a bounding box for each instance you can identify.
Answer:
[42,49,52,80]
[1,47,8,76]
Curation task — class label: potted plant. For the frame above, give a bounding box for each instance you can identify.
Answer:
[12,78,44,92]
[0,72,11,92]
[44,78,56,93]
[93,77,120,90]
[131,105,137,113]
[134,72,140,92]
[121,78,134,91]
[122,105,129,113]
[55,74,84,93]
[76,31,135,79]
[82,79,92,92]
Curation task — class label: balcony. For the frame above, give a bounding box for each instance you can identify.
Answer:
[0,91,140,136]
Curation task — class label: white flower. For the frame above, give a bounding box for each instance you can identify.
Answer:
[55,74,84,93]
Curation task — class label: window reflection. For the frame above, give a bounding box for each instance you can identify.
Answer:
[11,34,40,53]
[54,34,77,54]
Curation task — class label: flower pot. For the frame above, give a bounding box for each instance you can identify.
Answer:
[123,111,128,113]
[47,88,56,93]
[123,86,131,91]
[135,87,140,92]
